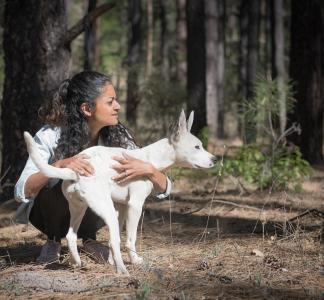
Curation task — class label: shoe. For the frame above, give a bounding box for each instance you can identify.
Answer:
[83,239,109,264]
[36,240,61,264]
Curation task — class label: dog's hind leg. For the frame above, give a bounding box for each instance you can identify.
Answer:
[108,203,127,266]
[125,189,149,265]
[83,184,128,275]
[66,199,87,266]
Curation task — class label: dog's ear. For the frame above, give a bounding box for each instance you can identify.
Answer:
[168,110,187,143]
[178,109,187,135]
[187,111,194,132]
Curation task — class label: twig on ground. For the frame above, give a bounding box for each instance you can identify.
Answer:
[289,209,324,222]
[182,198,262,216]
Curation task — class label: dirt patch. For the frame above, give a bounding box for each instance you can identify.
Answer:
[0,170,323,299]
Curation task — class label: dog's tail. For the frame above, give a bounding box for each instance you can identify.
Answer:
[24,131,78,181]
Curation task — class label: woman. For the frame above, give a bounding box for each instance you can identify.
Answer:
[14,71,172,264]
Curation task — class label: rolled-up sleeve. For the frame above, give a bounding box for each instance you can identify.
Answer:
[14,133,52,203]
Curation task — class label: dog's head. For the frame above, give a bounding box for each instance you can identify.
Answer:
[168,110,216,169]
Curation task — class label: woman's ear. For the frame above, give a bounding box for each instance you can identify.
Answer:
[80,103,92,117]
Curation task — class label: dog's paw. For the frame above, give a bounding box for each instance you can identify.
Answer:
[116,265,129,276]
[130,255,143,265]
[108,252,115,265]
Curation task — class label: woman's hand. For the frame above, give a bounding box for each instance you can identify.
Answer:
[53,154,95,176]
[111,153,167,192]
[111,153,154,183]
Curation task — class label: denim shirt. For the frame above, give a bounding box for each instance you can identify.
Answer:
[14,125,172,224]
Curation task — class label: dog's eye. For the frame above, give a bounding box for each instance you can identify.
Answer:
[195,145,200,149]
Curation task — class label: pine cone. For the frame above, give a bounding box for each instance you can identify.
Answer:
[126,278,140,289]
[263,255,282,270]
[197,259,210,270]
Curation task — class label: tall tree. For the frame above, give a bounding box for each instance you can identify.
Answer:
[176,0,187,84]
[239,0,248,101]
[1,1,115,200]
[272,0,286,135]
[126,0,142,128]
[288,1,324,163]
[146,0,153,77]
[84,0,98,70]
[205,0,218,139]
[186,0,206,135]
[158,0,172,79]
[216,0,226,138]
[246,0,260,100]
[242,0,260,143]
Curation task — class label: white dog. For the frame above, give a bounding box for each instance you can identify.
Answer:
[24,110,216,275]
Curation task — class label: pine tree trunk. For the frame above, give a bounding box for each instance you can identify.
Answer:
[176,0,187,84]
[159,0,172,80]
[245,0,260,143]
[1,0,70,200]
[146,0,153,77]
[126,0,142,128]
[288,0,324,163]
[217,0,226,138]
[273,0,286,135]
[238,0,248,140]
[186,0,206,135]
[84,0,97,70]
[246,0,260,100]
[205,0,218,139]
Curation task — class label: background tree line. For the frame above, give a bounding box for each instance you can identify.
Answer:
[0,0,323,201]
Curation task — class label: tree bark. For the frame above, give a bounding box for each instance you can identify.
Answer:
[126,0,142,128]
[217,0,226,138]
[245,0,260,143]
[159,0,172,80]
[246,0,260,100]
[205,0,218,139]
[1,0,70,200]
[288,0,324,163]
[272,0,286,135]
[84,0,97,70]
[186,0,206,135]
[146,0,153,77]
[176,0,187,84]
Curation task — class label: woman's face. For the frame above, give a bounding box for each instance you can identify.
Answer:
[89,83,121,127]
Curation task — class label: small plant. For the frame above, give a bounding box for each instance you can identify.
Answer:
[0,281,24,296]
[227,76,312,191]
[136,281,152,300]
[208,244,223,259]
[254,273,262,287]
[224,145,311,190]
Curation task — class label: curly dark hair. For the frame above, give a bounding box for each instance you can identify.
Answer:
[38,71,137,160]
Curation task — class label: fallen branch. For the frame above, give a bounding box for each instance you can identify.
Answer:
[182,197,262,216]
[288,209,324,222]
[62,3,116,46]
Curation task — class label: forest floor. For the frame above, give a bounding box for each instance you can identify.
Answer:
[0,162,323,299]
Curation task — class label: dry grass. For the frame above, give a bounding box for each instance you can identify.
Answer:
[0,170,323,299]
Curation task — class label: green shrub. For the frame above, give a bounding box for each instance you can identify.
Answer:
[224,145,311,190]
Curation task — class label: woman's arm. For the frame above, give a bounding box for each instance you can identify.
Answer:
[24,172,51,198]
[111,153,168,192]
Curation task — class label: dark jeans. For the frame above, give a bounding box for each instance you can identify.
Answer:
[29,180,104,242]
